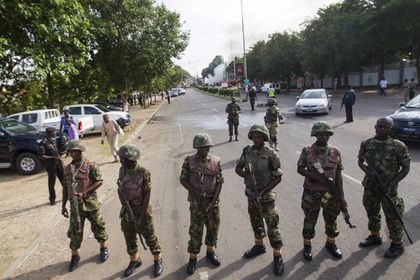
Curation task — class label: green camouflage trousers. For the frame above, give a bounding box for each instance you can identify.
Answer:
[248,199,283,249]
[68,203,108,250]
[301,189,341,239]
[188,196,220,254]
[265,122,278,143]
[363,182,404,241]
[228,118,239,136]
[120,204,161,256]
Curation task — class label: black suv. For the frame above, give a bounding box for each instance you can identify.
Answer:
[0,119,68,175]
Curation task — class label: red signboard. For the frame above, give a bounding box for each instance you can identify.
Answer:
[235,62,244,78]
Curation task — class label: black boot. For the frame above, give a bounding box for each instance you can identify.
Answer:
[325,243,342,259]
[359,235,382,247]
[303,245,312,261]
[187,258,197,275]
[243,244,266,258]
[384,243,404,259]
[68,255,80,272]
[206,251,221,266]
[228,136,232,142]
[123,259,142,277]
[235,135,239,141]
[273,256,284,276]
[153,259,163,277]
[100,247,109,262]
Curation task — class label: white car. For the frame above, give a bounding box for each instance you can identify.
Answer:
[295,89,332,115]
[63,104,131,133]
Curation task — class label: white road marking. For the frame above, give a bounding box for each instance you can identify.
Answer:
[211,108,219,113]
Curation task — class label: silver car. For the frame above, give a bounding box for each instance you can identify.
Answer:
[295,89,332,115]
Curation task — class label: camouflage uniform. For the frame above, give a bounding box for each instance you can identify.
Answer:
[180,154,224,254]
[297,144,343,239]
[236,143,283,249]
[119,164,161,255]
[225,98,241,137]
[264,99,283,145]
[358,137,410,241]
[63,159,108,250]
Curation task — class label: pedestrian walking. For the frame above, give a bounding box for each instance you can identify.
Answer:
[409,78,417,100]
[235,124,284,276]
[166,90,171,104]
[341,85,356,123]
[60,109,76,134]
[179,133,223,275]
[40,127,64,205]
[268,85,276,98]
[249,86,257,111]
[358,117,410,259]
[225,97,241,142]
[379,76,388,96]
[101,114,123,162]
[117,144,163,277]
[264,98,284,151]
[297,122,347,261]
[161,91,164,101]
[66,118,79,140]
[61,140,109,272]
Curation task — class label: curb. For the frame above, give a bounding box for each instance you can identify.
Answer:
[1,101,164,280]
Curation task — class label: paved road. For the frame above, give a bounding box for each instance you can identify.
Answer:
[12,88,420,279]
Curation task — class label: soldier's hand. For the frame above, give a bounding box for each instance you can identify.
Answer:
[75,192,83,200]
[62,207,69,218]
[340,200,348,209]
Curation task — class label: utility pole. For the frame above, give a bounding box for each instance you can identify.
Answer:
[240,0,249,98]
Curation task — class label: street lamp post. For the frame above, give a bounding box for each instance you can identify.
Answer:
[240,0,248,98]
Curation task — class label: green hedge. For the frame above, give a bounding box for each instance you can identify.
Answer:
[195,86,240,98]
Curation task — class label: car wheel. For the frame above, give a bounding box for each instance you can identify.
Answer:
[295,112,300,116]
[15,152,41,175]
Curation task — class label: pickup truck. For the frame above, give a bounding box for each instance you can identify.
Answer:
[8,109,95,137]
[0,118,68,175]
[63,104,131,133]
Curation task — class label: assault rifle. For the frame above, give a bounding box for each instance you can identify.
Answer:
[117,179,147,250]
[313,161,356,229]
[364,157,413,244]
[70,165,82,233]
[199,164,213,220]
[248,162,263,216]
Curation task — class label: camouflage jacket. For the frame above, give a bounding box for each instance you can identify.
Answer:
[226,103,241,119]
[64,158,102,212]
[237,145,282,202]
[180,153,224,201]
[358,137,410,186]
[119,164,151,209]
[265,105,282,124]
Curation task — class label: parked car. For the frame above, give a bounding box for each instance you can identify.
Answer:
[8,109,61,132]
[295,89,332,115]
[63,104,131,132]
[388,95,420,142]
[170,90,178,97]
[96,101,123,112]
[0,118,68,175]
[176,88,186,95]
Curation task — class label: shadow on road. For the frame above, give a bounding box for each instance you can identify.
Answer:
[207,258,246,279]
[12,261,67,280]
[0,201,61,220]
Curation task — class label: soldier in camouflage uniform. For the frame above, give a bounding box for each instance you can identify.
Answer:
[225,97,241,142]
[264,98,284,151]
[61,140,109,272]
[297,122,347,261]
[117,144,163,277]
[358,117,410,258]
[179,133,223,275]
[235,124,284,276]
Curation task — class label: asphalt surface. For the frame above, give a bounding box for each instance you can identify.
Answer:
[11,88,420,279]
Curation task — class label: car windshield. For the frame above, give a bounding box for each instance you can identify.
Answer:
[96,105,110,112]
[301,91,326,99]
[0,119,36,135]
[405,95,420,108]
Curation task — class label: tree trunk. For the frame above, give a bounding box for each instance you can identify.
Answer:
[320,73,324,88]
[46,72,56,109]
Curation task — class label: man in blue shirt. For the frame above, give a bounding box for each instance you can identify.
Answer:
[342,85,356,123]
[60,109,76,133]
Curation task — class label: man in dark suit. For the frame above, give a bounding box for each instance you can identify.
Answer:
[342,85,356,123]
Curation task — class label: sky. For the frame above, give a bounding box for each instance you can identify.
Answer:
[158,0,340,76]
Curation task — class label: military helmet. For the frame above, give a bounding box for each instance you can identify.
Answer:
[117,144,140,161]
[248,124,270,141]
[231,97,238,102]
[66,140,86,152]
[310,121,334,136]
[193,133,214,148]
[267,98,277,106]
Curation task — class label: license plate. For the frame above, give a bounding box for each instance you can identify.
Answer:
[403,128,416,132]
